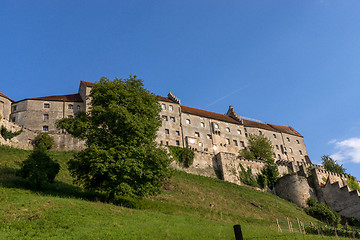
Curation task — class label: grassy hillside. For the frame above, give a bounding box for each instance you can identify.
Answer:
[0,145,345,239]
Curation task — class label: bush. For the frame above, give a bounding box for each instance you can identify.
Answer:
[169,146,195,168]
[256,173,267,189]
[0,125,22,140]
[347,175,360,192]
[33,133,54,150]
[17,149,60,190]
[261,162,279,189]
[239,164,258,187]
[305,198,340,225]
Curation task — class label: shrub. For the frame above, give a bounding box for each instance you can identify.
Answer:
[305,198,340,225]
[239,164,258,187]
[33,133,54,150]
[256,173,267,189]
[169,146,195,168]
[347,175,360,192]
[0,125,23,140]
[17,149,60,190]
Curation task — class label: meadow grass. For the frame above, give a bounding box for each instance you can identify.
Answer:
[0,145,353,239]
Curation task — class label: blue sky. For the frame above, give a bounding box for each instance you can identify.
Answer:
[1,0,360,176]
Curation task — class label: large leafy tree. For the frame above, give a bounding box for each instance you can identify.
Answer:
[238,133,279,189]
[57,76,171,200]
[321,155,346,175]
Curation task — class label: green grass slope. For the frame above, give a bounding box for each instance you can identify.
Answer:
[0,145,343,239]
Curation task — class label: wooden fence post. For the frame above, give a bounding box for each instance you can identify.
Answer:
[233,224,244,240]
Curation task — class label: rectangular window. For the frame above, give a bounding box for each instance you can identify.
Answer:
[233,140,238,146]
[207,134,212,139]
[259,130,262,135]
[169,105,173,111]
[296,140,300,144]
[162,116,168,121]
[68,104,74,109]
[226,138,230,144]
[226,127,230,132]
[186,119,191,124]
[273,134,276,138]
[13,106,17,111]
[199,142,203,147]
[237,130,241,134]
[43,126,49,131]
[201,122,205,127]
[44,114,49,120]
[240,141,245,147]
[195,132,200,137]
[44,103,50,108]
[176,131,180,136]
[161,104,166,110]
[77,105,81,110]
[170,117,175,122]
[176,140,180,146]
[299,150,303,155]
[165,129,169,134]
[287,137,290,142]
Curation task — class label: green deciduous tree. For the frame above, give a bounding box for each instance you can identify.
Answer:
[17,134,59,190]
[238,133,279,189]
[321,155,346,175]
[57,76,171,200]
[238,134,274,162]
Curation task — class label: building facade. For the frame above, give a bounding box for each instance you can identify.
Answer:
[1,80,310,163]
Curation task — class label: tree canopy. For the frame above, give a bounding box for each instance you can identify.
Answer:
[238,133,275,162]
[57,76,171,200]
[321,155,346,175]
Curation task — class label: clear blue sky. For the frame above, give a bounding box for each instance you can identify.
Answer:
[2,0,360,176]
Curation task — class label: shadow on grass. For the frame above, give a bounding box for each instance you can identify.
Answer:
[0,166,103,202]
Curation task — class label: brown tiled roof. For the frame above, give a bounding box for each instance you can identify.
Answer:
[81,80,95,87]
[157,96,176,103]
[242,119,277,131]
[268,124,303,137]
[0,92,14,102]
[181,105,240,124]
[30,93,83,102]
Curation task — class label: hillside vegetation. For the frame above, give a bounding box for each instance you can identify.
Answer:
[0,145,345,239]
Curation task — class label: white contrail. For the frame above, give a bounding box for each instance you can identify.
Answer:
[206,84,250,107]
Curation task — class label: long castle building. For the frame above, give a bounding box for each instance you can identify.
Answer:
[0,80,310,164]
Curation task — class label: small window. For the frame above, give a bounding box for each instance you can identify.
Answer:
[199,142,203,147]
[237,130,241,135]
[186,119,191,124]
[276,145,279,150]
[169,105,173,111]
[296,140,300,144]
[299,150,303,155]
[259,130,262,135]
[170,117,175,122]
[195,132,200,137]
[13,106,17,111]
[68,104,74,109]
[244,128,247,132]
[226,127,230,132]
[11,117,15,122]
[176,131,180,136]
[176,140,180,146]
[165,129,169,134]
[43,126,49,131]
[166,141,169,146]
[273,134,276,138]
[214,123,219,129]
[226,138,230,144]
[292,157,295,161]
[162,116,168,121]
[161,104,166,110]
[201,122,205,127]
[290,148,293,153]
[77,105,80,110]
[273,153,276,158]
[44,103,50,108]
[240,141,245,147]
[278,154,281,159]
[207,134,212,139]
[245,133,248,137]
[233,140,238,146]
[44,114,49,120]
[287,137,290,142]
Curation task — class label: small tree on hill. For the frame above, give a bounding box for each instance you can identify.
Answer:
[238,133,279,189]
[17,134,59,190]
[321,155,345,175]
[57,76,171,200]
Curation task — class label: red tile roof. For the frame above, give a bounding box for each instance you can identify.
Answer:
[81,80,95,87]
[242,119,277,131]
[0,92,14,102]
[30,93,84,102]
[181,105,240,124]
[157,96,176,103]
[268,124,303,137]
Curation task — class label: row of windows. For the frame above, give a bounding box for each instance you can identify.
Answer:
[43,103,81,110]
[43,114,73,120]
[274,145,303,155]
[161,104,174,111]
[160,140,180,146]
